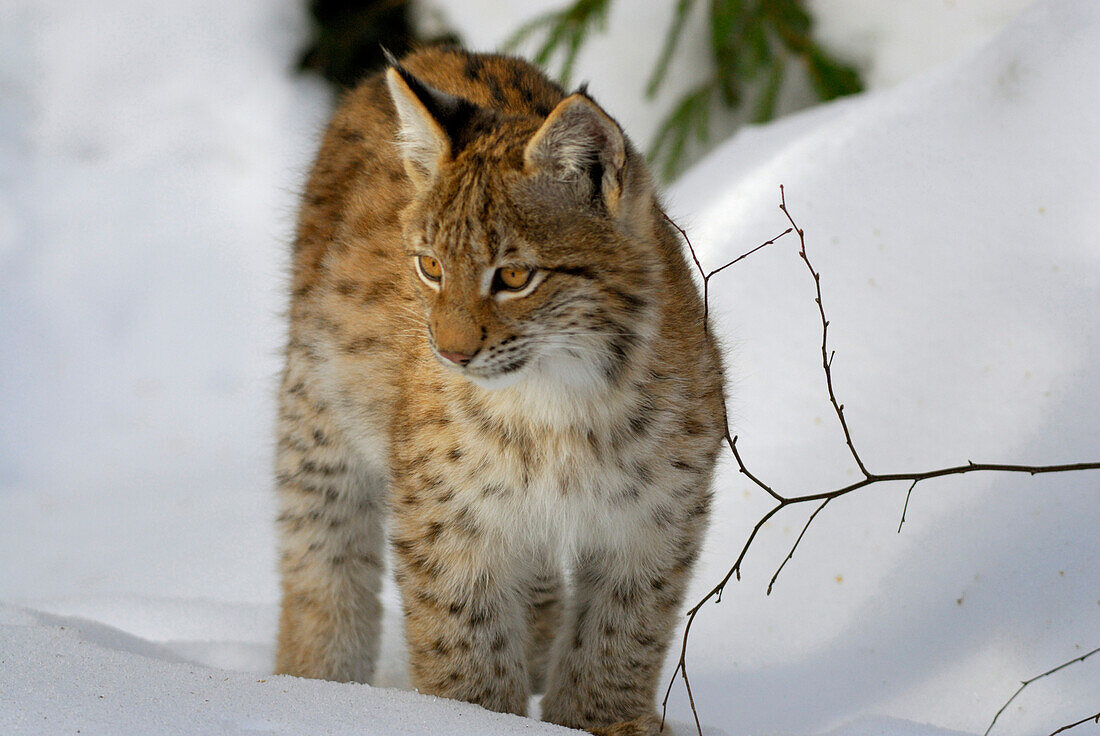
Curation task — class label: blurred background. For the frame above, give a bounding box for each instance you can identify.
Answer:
[297,0,1033,178]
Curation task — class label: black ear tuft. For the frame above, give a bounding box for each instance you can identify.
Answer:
[384,56,482,185]
[381,46,400,69]
[387,56,477,153]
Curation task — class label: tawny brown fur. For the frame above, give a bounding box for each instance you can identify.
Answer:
[274,47,724,734]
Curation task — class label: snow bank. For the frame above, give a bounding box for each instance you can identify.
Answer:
[1,0,1096,735]
[807,0,1035,88]
[0,603,574,736]
[665,0,1099,733]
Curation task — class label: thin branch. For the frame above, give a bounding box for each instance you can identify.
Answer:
[705,230,791,282]
[768,498,829,595]
[661,210,791,333]
[897,479,919,533]
[985,646,1100,736]
[1049,712,1100,736]
[707,459,1100,618]
[658,186,1100,736]
[660,618,704,736]
[663,211,705,282]
[780,184,870,478]
[726,431,785,503]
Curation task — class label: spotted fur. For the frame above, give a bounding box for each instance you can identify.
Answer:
[275,47,725,734]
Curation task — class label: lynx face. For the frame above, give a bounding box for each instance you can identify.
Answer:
[390,66,660,391]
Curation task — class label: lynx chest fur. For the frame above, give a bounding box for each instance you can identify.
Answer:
[275,48,724,734]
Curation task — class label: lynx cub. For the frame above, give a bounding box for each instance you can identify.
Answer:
[275,48,724,734]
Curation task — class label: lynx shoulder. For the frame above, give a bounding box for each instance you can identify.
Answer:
[275,47,724,735]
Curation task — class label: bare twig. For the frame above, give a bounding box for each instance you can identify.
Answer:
[779,185,869,477]
[657,186,1100,735]
[768,497,829,595]
[707,450,1097,597]
[661,211,791,331]
[1048,712,1100,736]
[897,478,919,533]
[985,646,1100,736]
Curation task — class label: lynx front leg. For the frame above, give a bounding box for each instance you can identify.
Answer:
[274,377,387,683]
[541,508,706,734]
[390,479,531,716]
[525,552,564,694]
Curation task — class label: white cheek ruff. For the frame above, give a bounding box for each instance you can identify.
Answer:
[465,369,528,391]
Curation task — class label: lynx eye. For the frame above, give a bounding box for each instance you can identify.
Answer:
[493,267,533,292]
[416,255,443,283]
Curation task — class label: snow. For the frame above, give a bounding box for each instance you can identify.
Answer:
[0,604,574,736]
[1,1,1096,735]
[806,0,1036,88]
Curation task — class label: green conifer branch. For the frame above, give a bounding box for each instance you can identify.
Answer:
[503,0,612,88]
[507,0,865,180]
[647,81,716,182]
[646,0,699,97]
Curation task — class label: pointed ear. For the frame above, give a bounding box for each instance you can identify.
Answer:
[524,92,627,214]
[385,65,472,187]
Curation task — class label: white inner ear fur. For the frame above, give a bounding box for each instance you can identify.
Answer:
[524,93,627,213]
[385,68,449,186]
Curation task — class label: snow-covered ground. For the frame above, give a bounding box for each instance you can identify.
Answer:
[1,1,1097,734]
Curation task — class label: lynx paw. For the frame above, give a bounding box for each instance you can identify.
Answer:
[588,713,669,736]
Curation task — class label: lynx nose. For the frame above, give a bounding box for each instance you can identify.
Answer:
[439,350,473,366]
[431,308,481,367]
